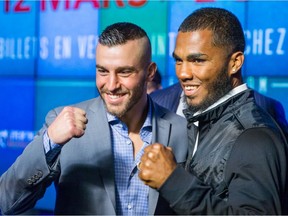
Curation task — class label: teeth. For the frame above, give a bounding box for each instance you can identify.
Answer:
[108,94,122,99]
[185,86,198,90]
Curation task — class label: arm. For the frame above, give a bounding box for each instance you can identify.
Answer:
[0,129,57,215]
[0,106,87,215]
[140,128,287,214]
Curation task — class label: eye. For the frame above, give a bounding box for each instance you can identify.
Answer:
[186,56,206,64]
[174,57,182,65]
[97,68,108,75]
[192,58,205,63]
[186,54,206,64]
[118,69,134,77]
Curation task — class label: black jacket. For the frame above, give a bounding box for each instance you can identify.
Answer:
[158,89,288,215]
[151,83,288,141]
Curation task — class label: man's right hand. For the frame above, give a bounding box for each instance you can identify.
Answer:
[47,106,88,145]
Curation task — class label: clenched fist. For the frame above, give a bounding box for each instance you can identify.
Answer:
[47,106,88,145]
[138,143,177,189]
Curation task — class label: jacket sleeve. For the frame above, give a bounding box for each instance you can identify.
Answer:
[158,128,288,215]
[0,110,61,215]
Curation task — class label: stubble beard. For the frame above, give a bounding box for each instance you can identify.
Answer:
[99,81,146,119]
[185,66,233,114]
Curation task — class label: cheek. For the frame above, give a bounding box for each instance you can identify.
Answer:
[96,75,106,89]
[175,66,181,77]
[196,67,219,83]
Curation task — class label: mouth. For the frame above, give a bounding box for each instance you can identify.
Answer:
[183,84,200,97]
[107,93,124,99]
[104,92,126,105]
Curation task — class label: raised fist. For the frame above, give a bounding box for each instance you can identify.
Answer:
[47,106,88,145]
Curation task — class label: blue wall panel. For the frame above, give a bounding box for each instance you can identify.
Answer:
[0,0,287,212]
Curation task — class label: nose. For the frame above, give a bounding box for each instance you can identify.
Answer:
[176,62,193,81]
[106,73,119,91]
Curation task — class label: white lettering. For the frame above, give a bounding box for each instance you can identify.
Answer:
[24,37,31,59]
[0,37,36,59]
[253,29,263,54]
[17,38,23,59]
[87,35,96,59]
[40,37,49,59]
[54,36,72,59]
[62,36,72,58]
[77,35,97,59]
[245,28,286,56]
[244,30,251,54]
[265,28,273,55]
[277,28,285,55]
[54,36,62,59]
[78,36,87,59]
[151,34,166,56]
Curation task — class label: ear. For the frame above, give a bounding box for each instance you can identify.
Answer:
[147,62,157,82]
[229,51,244,76]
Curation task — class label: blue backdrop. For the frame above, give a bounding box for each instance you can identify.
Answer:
[1,0,288,212]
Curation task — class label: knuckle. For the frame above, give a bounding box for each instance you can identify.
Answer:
[140,170,150,179]
[153,143,162,149]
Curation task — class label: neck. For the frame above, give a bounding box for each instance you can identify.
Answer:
[121,95,149,133]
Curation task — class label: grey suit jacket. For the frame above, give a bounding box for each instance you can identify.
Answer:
[0,96,188,215]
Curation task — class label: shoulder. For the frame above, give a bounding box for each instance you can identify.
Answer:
[230,127,287,166]
[152,99,186,123]
[150,83,183,111]
[150,83,182,100]
[253,90,286,119]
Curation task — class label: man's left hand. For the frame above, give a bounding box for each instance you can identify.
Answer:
[138,143,177,189]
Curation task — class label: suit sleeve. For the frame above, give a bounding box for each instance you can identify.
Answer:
[158,128,287,215]
[0,109,61,215]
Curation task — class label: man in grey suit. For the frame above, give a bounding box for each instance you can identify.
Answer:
[0,22,187,215]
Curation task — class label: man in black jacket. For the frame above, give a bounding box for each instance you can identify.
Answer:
[150,82,288,139]
[139,7,288,215]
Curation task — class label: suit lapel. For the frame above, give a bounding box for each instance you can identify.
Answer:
[88,98,116,211]
[149,101,171,214]
[151,101,170,146]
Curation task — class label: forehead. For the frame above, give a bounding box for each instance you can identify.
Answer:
[96,38,147,68]
[174,30,216,55]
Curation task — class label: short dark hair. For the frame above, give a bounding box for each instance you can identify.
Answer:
[179,7,245,54]
[98,22,152,64]
[98,22,149,47]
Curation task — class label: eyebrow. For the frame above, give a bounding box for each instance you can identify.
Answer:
[172,52,207,61]
[96,64,136,72]
[96,64,106,70]
[187,53,206,61]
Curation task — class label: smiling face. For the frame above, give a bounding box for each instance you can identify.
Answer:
[173,30,234,113]
[96,38,155,120]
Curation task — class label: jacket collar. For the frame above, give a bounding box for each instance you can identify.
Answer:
[184,89,254,126]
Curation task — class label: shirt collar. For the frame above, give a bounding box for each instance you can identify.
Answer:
[106,100,152,129]
[194,83,248,116]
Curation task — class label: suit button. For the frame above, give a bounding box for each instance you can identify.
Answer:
[30,176,36,183]
[27,179,33,185]
[37,171,43,177]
